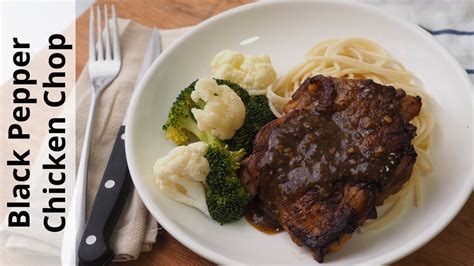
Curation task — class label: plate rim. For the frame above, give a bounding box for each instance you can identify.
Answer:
[125,1,474,264]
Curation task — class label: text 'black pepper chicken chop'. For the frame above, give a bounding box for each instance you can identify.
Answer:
[240,75,422,262]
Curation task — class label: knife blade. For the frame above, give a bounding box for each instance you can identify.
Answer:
[77,29,162,265]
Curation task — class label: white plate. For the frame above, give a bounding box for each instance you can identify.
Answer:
[125,2,473,264]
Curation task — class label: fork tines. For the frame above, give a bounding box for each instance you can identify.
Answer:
[89,4,120,61]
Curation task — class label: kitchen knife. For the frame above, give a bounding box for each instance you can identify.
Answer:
[78,29,162,265]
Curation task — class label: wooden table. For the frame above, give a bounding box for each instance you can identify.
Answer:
[76,1,474,265]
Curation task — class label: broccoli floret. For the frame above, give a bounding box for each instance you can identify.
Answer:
[213,79,276,153]
[205,144,251,224]
[162,81,222,146]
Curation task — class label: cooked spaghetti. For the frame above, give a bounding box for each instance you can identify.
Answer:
[266,38,433,230]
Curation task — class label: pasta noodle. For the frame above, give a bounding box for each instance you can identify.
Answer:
[266,38,433,230]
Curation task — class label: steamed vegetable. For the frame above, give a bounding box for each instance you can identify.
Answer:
[153,142,250,224]
[161,80,221,146]
[211,49,277,92]
[205,144,250,224]
[190,78,246,140]
[153,142,210,216]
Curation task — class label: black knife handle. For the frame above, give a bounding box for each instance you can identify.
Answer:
[78,126,132,265]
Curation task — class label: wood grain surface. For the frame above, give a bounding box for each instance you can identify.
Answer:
[76,1,474,265]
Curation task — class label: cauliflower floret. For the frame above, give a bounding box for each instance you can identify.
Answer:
[190,78,245,140]
[211,49,277,92]
[153,142,210,216]
[211,49,244,69]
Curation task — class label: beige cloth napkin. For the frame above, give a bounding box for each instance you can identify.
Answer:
[77,19,190,262]
[0,18,190,262]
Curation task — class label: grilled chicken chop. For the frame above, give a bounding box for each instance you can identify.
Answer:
[240,75,422,262]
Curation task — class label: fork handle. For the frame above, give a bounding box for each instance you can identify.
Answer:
[78,125,132,265]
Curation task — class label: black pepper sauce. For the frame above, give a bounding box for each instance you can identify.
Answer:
[244,110,347,234]
[244,102,404,234]
[245,199,282,234]
[257,110,346,208]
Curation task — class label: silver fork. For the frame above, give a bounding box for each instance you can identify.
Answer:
[61,4,121,265]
